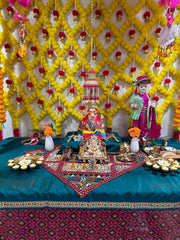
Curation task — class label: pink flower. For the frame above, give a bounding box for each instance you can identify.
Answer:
[39,67,45,74]
[72,9,79,16]
[47,89,54,94]
[33,8,40,14]
[42,28,48,35]
[115,51,121,56]
[57,106,63,111]
[26,82,33,87]
[7,6,14,14]
[95,9,102,16]
[164,78,171,83]
[143,11,150,19]
[69,88,75,94]
[105,103,111,108]
[31,46,37,52]
[6,79,13,85]
[79,105,85,110]
[68,50,75,56]
[142,44,149,51]
[114,85,120,91]
[154,61,161,67]
[155,27,161,34]
[37,99,44,105]
[103,70,109,76]
[153,96,159,101]
[53,10,59,17]
[129,29,135,36]
[80,31,87,37]
[59,32,66,38]
[116,10,123,17]
[80,71,86,77]
[58,70,65,76]
[47,49,54,55]
[16,96,22,102]
[130,67,136,72]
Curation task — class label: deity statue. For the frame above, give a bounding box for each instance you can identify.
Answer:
[78,104,106,140]
[130,75,159,140]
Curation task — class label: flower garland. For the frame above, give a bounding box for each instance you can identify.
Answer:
[0,0,179,137]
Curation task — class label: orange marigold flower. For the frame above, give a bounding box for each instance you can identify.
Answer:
[44,127,54,136]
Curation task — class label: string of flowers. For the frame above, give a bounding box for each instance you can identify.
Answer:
[0,0,179,136]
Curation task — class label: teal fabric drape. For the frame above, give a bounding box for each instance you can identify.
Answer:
[0,137,180,208]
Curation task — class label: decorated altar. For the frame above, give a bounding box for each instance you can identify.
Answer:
[1,136,180,239]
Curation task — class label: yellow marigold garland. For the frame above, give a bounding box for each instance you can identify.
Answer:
[0,0,180,136]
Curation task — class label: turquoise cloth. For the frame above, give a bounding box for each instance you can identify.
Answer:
[0,137,180,208]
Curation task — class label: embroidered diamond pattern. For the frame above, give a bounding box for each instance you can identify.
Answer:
[171,211,180,219]
[147,229,156,236]
[78,221,87,229]
[48,212,58,221]
[131,211,140,218]
[28,228,36,235]
[96,237,106,240]
[37,220,47,229]
[0,220,5,227]
[17,219,26,227]
[67,229,77,237]
[151,212,160,221]
[127,226,135,233]
[6,210,15,219]
[58,221,67,229]
[174,236,180,240]
[7,229,15,236]
[69,212,78,220]
[27,211,37,219]
[110,212,120,220]
[139,221,148,228]
[47,230,56,237]
[135,237,144,240]
[119,220,128,227]
[0,208,180,239]
[159,221,167,228]
[99,220,108,228]
[108,229,117,236]
[88,228,96,236]
[89,212,98,220]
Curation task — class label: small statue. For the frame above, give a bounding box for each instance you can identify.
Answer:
[130,75,159,140]
[78,104,106,139]
[117,142,132,162]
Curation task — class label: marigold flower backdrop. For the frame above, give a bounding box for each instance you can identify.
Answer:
[0,0,180,139]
